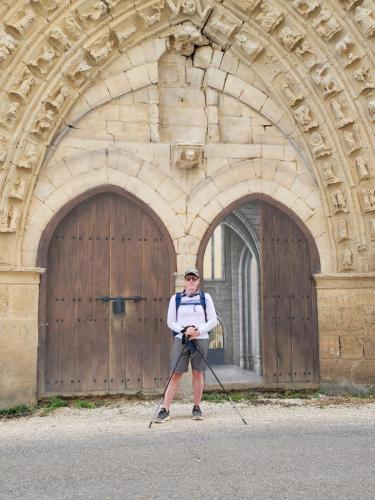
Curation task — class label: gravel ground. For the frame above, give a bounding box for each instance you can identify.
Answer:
[1,399,375,499]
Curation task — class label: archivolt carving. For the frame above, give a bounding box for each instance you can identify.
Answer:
[0,0,375,273]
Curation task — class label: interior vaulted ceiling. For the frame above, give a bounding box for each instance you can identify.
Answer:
[0,0,375,272]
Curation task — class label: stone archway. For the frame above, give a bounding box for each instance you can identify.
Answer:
[37,185,176,397]
[198,194,321,388]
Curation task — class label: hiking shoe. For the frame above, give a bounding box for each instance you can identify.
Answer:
[192,405,203,420]
[154,407,170,423]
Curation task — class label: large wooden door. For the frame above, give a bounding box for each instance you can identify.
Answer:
[260,202,320,385]
[39,192,174,396]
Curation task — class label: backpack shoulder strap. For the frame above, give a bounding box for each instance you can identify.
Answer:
[175,292,182,317]
[199,290,207,322]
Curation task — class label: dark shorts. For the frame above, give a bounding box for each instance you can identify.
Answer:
[170,337,209,373]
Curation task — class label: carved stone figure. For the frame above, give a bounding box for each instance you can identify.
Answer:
[4,8,36,39]
[138,7,163,28]
[17,144,40,170]
[357,244,369,272]
[8,68,35,103]
[281,77,304,106]
[86,32,114,65]
[366,97,375,122]
[113,25,137,49]
[32,109,56,137]
[279,27,303,52]
[292,0,320,17]
[28,46,58,75]
[323,161,341,184]
[312,8,342,40]
[294,104,318,131]
[355,157,371,181]
[330,94,354,128]
[311,64,341,97]
[342,247,353,270]
[9,177,27,201]
[49,29,71,52]
[203,6,241,47]
[234,32,263,61]
[310,131,332,157]
[148,87,160,143]
[369,219,375,239]
[0,30,17,65]
[353,60,375,92]
[171,22,208,56]
[173,144,203,169]
[332,189,349,213]
[167,0,214,19]
[362,188,375,211]
[46,84,69,112]
[2,101,21,128]
[354,5,375,37]
[335,35,360,67]
[295,41,323,70]
[343,125,361,154]
[0,206,20,233]
[65,13,83,40]
[30,0,64,15]
[256,2,284,33]
[76,1,108,27]
[337,219,349,241]
[65,59,93,87]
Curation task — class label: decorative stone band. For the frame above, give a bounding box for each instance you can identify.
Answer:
[314,273,375,289]
[0,267,45,284]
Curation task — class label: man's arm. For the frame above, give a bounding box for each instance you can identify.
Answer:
[197,293,218,335]
[167,295,185,334]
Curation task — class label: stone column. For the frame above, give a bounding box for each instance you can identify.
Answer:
[0,268,44,408]
[315,273,375,389]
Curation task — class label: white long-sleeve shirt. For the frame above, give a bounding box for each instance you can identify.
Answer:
[167,291,218,340]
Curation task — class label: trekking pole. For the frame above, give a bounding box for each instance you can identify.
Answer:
[148,343,186,429]
[193,341,248,426]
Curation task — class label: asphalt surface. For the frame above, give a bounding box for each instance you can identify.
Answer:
[1,402,375,500]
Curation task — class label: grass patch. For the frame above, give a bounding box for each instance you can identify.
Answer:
[74,399,96,409]
[0,404,34,419]
[39,396,69,416]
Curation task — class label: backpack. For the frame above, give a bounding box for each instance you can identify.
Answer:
[172,291,207,337]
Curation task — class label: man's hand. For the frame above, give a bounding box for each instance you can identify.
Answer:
[186,326,200,339]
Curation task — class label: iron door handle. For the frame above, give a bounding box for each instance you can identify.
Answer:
[97,296,146,302]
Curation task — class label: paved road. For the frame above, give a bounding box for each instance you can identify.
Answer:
[1,402,375,499]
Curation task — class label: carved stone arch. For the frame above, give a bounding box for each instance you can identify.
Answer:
[22,149,186,266]
[0,0,374,274]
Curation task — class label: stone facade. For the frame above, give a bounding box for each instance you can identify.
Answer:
[0,0,375,407]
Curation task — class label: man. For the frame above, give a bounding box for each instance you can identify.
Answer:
[155,269,217,423]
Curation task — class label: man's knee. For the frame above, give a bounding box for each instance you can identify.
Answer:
[171,372,183,381]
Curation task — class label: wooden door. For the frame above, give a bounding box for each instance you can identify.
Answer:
[39,192,174,396]
[260,202,320,385]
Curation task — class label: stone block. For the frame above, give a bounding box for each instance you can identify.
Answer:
[84,82,111,109]
[364,338,375,359]
[193,46,213,69]
[126,65,151,91]
[9,286,38,318]
[320,335,340,359]
[186,66,204,88]
[351,359,375,384]
[220,51,239,74]
[224,75,245,98]
[320,358,356,383]
[203,67,227,92]
[340,335,364,360]
[127,45,146,67]
[261,98,283,124]
[105,73,131,99]
[0,287,9,317]
[240,84,267,112]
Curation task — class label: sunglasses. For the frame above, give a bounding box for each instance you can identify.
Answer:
[185,276,199,281]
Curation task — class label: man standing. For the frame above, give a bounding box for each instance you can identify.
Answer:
[154,269,218,423]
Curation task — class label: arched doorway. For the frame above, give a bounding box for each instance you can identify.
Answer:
[37,187,176,397]
[198,196,321,388]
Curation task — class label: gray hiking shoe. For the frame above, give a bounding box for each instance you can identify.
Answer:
[192,405,203,420]
[154,407,170,423]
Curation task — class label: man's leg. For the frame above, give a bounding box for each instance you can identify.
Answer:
[163,372,183,410]
[192,369,204,406]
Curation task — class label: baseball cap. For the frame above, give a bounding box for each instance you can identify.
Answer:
[184,268,200,278]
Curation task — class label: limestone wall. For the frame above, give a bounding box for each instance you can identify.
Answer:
[0,269,42,407]
[317,275,375,386]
